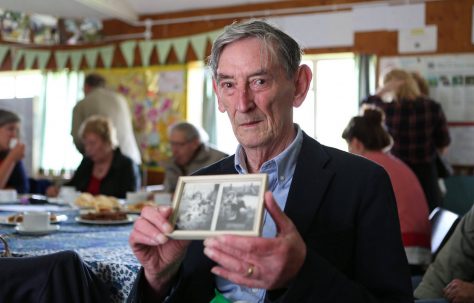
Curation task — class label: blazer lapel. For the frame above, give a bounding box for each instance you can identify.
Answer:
[284,134,335,235]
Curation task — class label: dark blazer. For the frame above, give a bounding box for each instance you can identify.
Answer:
[128,134,413,303]
[66,148,139,199]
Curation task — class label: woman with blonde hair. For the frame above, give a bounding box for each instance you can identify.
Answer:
[363,68,451,211]
[47,115,139,198]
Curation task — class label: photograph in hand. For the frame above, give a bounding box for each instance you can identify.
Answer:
[168,174,267,239]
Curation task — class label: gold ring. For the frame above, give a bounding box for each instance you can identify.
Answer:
[246,264,254,277]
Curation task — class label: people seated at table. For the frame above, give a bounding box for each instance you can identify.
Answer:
[47,115,139,199]
[127,20,412,303]
[362,68,451,212]
[0,109,29,194]
[342,107,432,274]
[161,122,227,193]
[0,250,110,303]
[415,205,474,302]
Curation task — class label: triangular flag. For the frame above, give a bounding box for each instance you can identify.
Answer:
[190,34,208,61]
[138,40,154,67]
[23,50,36,70]
[171,37,188,63]
[119,40,137,67]
[84,48,99,69]
[11,49,24,70]
[207,29,223,43]
[0,45,10,67]
[55,51,69,70]
[36,50,51,70]
[99,45,114,68]
[69,50,83,70]
[156,39,172,64]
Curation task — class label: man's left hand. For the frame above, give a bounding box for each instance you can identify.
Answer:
[203,191,307,290]
[444,279,474,303]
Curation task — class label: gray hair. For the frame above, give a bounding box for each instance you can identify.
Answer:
[208,19,303,79]
[169,122,201,142]
[0,109,20,127]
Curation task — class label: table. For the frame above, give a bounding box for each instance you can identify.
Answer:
[0,203,141,303]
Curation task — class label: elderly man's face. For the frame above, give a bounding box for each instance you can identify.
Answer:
[213,37,306,151]
[169,130,200,166]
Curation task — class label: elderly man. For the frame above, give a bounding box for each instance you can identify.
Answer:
[162,122,227,193]
[71,73,142,165]
[128,20,412,303]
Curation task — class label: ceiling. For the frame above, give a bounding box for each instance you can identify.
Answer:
[0,0,283,22]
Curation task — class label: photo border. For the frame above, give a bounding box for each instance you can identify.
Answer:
[168,173,268,240]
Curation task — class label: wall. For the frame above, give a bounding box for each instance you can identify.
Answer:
[0,0,473,70]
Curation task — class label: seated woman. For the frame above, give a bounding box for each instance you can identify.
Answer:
[0,109,29,194]
[342,107,431,274]
[47,115,139,199]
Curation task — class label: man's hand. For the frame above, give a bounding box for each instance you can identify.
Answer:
[444,279,474,303]
[129,206,190,298]
[203,191,307,289]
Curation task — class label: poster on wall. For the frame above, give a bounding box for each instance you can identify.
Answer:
[90,66,186,169]
[380,54,474,166]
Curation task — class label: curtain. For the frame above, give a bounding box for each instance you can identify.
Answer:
[202,70,217,145]
[39,71,84,173]
[355,54,377,104]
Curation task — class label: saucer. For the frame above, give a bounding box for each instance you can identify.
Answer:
[15,225,60,236]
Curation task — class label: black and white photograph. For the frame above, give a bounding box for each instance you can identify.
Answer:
[215,184,260,231]
[168,174,267,240]
[175,183,218,230]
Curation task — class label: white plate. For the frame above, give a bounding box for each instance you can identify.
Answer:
[15,224,60,235]
[0,214,68,226]
[75,214,138,225]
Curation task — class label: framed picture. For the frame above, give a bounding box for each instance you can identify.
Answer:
[168,174,268,240]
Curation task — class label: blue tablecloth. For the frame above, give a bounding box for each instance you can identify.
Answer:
[0,205,141,303]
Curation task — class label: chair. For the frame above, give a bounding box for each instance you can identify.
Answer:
[429,207,460,258]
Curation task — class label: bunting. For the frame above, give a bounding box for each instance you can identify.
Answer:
[0,27,224,70]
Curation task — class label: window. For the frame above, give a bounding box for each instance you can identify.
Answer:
[0,70,84,176]
[296,54,358,151]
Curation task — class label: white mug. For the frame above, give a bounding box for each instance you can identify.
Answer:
[59,186,79,205]
[126,191,149,204]
[0,189,17,203]
[21,211,50,230]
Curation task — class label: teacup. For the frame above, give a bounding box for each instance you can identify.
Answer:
[126,191,149,204]
[21,211,50,231]
[0,189,17,203]
[59,186,80,205]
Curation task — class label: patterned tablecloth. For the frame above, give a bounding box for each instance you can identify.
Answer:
[0,206,141,303]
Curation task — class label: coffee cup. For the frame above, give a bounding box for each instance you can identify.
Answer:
[126,191,149,204]
[21,211,50,231]
[154,192,172,205]
[0,189,17,202]
[59,186,79,206]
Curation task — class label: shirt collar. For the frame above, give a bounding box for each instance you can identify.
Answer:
[234,124,303,185]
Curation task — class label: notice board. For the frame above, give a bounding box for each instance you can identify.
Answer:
[380,54,474,166]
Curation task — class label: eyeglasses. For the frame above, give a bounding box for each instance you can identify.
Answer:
[169,140,191,147]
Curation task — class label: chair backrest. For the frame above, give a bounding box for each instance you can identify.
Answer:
[430,207,460,258]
